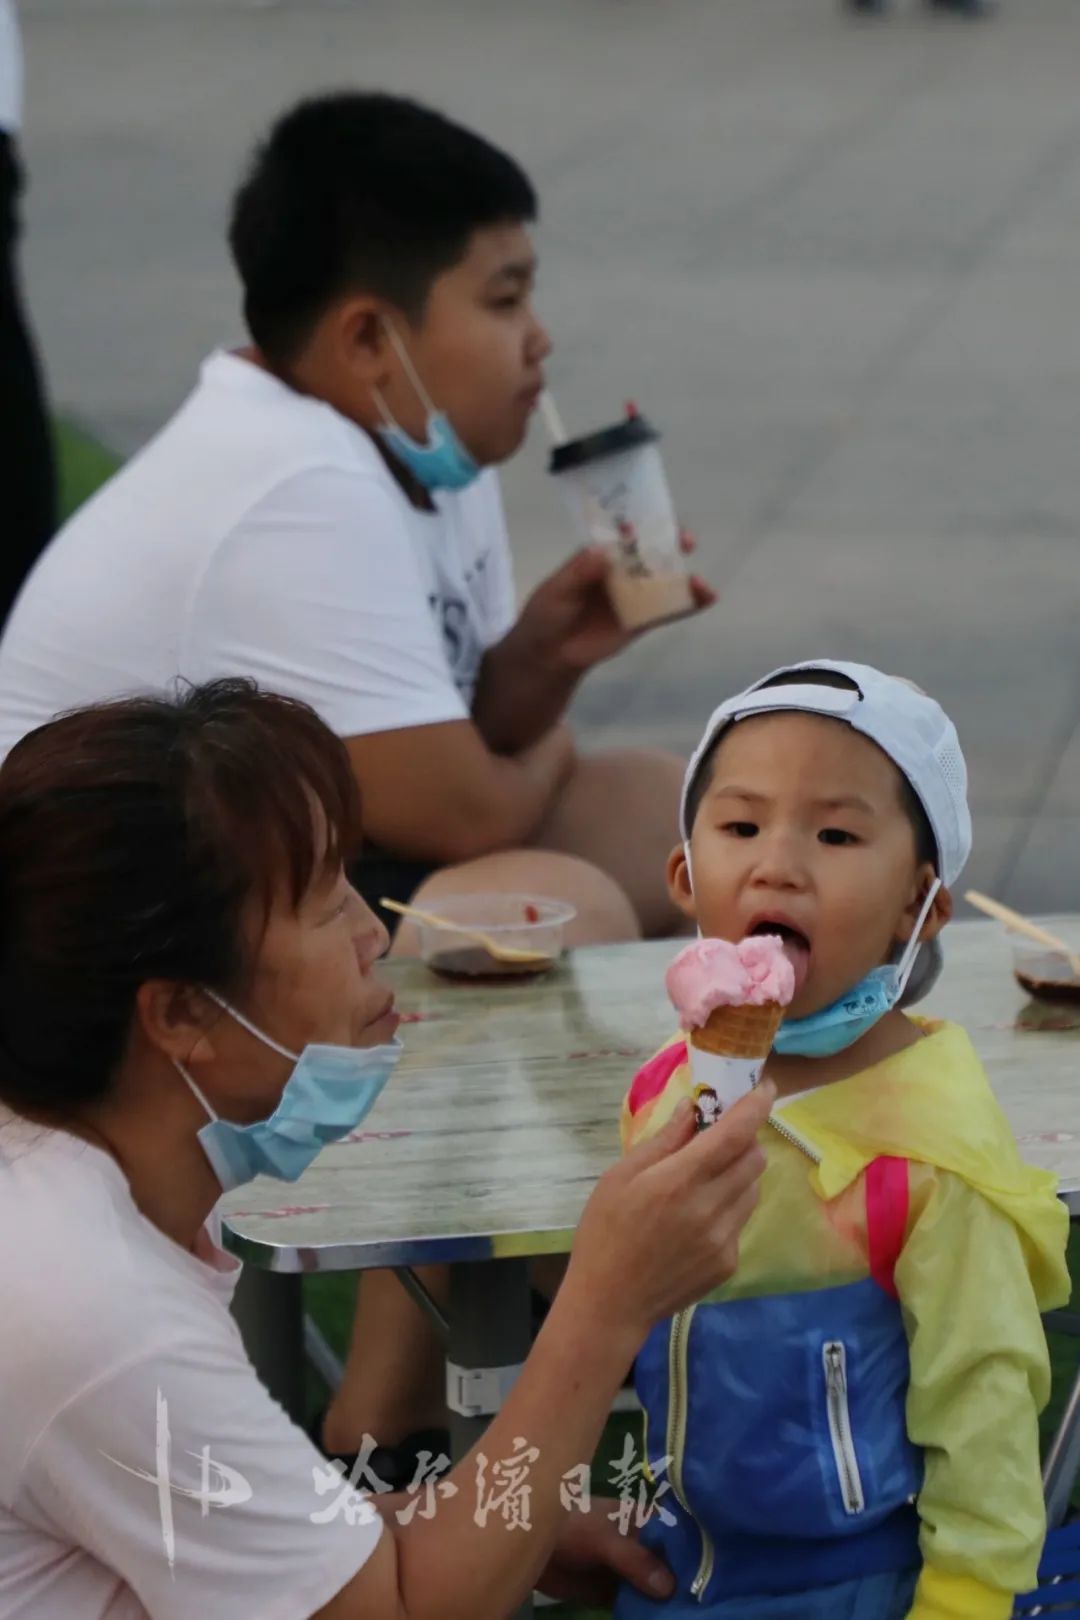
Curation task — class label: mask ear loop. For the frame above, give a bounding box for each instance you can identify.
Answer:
[894,877,942,995]
[177,993,300,1126]
[682,841,706,941]
[373,318,437,431]
[204,989,299,1063]
[175,1059,219,1123]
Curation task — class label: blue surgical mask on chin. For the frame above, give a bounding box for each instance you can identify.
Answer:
[773,880,942,1059]
[176,993,403,1193]
[373,320,480,493]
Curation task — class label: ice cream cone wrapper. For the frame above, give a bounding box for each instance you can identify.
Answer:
[688,1002,785,1124]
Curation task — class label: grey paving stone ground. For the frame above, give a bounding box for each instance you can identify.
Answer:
[17,0,1080,913]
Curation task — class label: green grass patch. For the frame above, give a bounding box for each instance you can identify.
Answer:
[54,417,121,524]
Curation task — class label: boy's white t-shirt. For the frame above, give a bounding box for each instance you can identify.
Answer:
[0,351,517,760]
[0,1109,382,1619]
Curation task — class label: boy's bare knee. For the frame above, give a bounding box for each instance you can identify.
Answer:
[534,748,686,939]
[400,848,639,951]
[551,854,640,946]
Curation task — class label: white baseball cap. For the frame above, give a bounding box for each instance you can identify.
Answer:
[681,657,972,887]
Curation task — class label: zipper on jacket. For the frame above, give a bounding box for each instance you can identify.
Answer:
[767,1110,822,1164]
[666,1306,715,1599]
[822,1340,866,1515]
[658,1109,824,1593]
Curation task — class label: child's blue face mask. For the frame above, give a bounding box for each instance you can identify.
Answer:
[374,320,480,493]
[177,993,403,1193]
[773,879,941,1058]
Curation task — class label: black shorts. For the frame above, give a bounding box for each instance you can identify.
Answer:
[348,846,437,937]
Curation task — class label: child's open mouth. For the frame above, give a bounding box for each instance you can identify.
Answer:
[748,918,812,993]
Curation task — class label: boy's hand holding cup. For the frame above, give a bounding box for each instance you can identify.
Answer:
[543,398,715,647]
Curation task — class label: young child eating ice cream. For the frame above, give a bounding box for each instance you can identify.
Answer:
[617,659,1069,1620]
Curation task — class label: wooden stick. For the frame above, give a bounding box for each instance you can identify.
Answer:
[964,890,1080,977]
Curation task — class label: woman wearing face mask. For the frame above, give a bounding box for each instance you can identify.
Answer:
[0,678,770,1620]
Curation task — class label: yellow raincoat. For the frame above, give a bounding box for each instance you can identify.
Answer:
[621,1020,1070,1619]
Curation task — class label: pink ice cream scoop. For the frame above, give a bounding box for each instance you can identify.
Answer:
[665,936,796,1030]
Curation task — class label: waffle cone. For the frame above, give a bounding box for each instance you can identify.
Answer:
[690,1001,784,1060]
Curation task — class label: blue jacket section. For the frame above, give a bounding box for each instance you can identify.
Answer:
[616,1276,922,1612]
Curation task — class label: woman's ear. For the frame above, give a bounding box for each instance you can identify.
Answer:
[134,981,222,1068]
[896,866,952,946]
[667,843,698,925]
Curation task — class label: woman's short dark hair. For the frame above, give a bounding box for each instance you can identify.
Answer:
[0,679,361,1121]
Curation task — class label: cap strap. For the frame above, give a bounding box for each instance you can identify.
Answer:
[729,684,860,720]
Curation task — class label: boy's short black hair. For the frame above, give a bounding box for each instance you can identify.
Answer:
[229,91,538,363]
[685,670,938,870]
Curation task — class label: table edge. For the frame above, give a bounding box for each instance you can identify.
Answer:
[222,1222,578,1273]
[223,1185,1080,1271]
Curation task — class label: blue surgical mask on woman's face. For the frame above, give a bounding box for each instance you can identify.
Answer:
[773,880,941,1058]
[176,993,403,1193]
[373,320,480,493]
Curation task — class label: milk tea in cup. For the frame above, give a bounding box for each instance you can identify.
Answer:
[548,404,693,631]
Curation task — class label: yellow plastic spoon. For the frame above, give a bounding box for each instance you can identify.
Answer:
[379,897,555,967]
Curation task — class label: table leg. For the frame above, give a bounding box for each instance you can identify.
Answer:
[231,1266,305,1422]
[447,1258,533,1620]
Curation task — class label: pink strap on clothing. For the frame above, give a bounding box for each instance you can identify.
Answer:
[865,1155,910,1299]
[626,1041,689,1116]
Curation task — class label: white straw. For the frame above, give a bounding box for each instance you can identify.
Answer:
[539,390,569,447]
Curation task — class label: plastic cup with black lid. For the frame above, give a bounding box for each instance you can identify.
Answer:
[548,404,694,631]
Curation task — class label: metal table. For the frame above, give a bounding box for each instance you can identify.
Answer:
[222,922,1080,1561]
